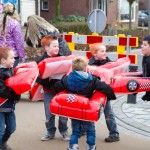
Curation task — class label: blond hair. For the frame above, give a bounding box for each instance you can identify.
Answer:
[72,56,88,71]
[0,3,20,45]
[3,3,20,22]
[27,15,59,47]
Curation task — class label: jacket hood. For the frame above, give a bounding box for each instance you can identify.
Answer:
[67,70,92,92]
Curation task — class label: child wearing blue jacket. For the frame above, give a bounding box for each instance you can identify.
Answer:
[55,56,116,150]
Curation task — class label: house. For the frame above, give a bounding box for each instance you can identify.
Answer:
[0,0,140,28]
[35,0,139,28]
[139,0,148,10]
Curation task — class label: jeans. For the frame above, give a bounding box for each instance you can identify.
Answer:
[0,111,16,145]
[44,92,68,136]
[70,119,96,146]
[104,100,119,137]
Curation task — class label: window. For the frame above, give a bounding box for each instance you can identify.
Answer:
[42,1,49,10]
[119,0,136,22]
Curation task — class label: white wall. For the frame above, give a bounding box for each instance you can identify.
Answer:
[20,0,35,26]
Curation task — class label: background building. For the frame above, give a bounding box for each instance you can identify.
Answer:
[35,0,139,28]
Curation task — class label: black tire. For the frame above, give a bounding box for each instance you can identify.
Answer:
[127,80,139,92]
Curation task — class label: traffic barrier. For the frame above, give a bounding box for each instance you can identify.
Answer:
[61,32,140,104]
[117,34,126,54]
[61,33,138,46]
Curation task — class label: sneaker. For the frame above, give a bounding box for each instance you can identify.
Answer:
[86,144,96,150]
[62,133,70,141]
[105,136,120,142]
[68,144,79,150]
[0,143,13,150]
[41,135,55,141]
[142,94,150,101]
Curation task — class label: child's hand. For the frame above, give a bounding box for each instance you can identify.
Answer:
[15,94,21,102]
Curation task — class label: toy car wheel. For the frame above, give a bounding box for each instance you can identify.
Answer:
[127,80,138,92]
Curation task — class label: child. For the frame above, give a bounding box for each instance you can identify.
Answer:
[36,35,69,141]
[88,43,120,142]
[0,46,21,150]
[0,3,25,67]
[54,56,116,150]
[141,35,150,101]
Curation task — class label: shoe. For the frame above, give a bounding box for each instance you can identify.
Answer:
[142,94,150,101]
[68,144,79,150]
[0,143,13,150]
[105,136,120,142]
[86,144,96,150]
[62,132,70,141]
[41,135,55,141]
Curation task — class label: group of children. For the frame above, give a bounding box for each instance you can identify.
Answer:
[0,35,150,150]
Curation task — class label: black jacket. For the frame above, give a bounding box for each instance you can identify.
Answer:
[55,75,116,100]
[142,55,150,77]
[0,67,20,111]
[89,56,112,66]
[36,52,61,92]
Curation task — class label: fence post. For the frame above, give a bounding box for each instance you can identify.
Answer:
[127,65,138,104]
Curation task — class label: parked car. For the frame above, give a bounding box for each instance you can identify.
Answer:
[138,12,148,27]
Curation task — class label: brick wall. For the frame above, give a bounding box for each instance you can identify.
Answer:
[107,0,118,27]
[139,0,148,10]
[40,0,90,21]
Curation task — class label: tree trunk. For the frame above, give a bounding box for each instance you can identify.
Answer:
[56,0,60,17]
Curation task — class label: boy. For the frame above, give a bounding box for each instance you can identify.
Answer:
[141,35,150,101]
[54,56,116,150]
[88,43,120,142]
[36,35,69,141]
[0,46,21,150]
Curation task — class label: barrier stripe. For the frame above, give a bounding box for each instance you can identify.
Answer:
[118,54,137,64]
[62,34,138,47]
[87,36,102,44]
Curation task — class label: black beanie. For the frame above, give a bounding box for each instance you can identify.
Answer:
[144,35,150,42]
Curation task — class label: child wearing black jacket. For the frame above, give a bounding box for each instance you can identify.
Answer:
[141,36,150,101]
[36,35,69,141]
[88,43,120,143]
[0,46,20,150]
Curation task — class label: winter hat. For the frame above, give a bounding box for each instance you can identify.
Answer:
[144,35,150,42]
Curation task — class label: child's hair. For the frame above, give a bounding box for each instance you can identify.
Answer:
[144,36,150,45]
[89,43,104,55]
[0,46,12,61]
[41,35,58,48]
[3,2,20,22]
[72,56,88,71]
[27,15,59,47]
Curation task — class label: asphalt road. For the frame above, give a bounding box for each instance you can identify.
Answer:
[7,99,150,150]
